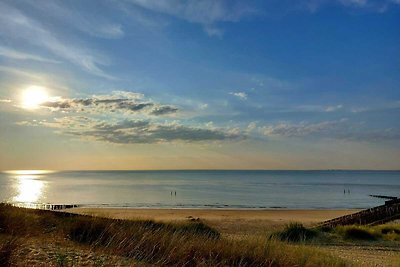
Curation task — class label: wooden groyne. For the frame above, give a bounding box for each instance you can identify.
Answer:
[11,203,79,210]
[319,200,400,228]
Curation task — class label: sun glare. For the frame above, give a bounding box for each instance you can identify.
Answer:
[3,170,51,204]
[13,174,46,203]
[4,170,54,175]
[21,86,49,109]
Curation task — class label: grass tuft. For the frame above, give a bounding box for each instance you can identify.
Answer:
[55,252,69,267]
[343,227,375,240]
[175,221,220,239]
[68,218,111,244]
[0,238,18,267]
[271,223,317,242]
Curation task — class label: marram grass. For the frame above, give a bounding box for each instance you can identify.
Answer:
[0,204,350,266]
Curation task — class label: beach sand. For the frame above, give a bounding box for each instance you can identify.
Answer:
[67,208,400,266]
[68,208,359,237]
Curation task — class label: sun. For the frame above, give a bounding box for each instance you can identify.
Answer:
[21,86,49,109]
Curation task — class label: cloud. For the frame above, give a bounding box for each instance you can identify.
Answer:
[94,24,124,39]
[247,122,257,132]
[0,66,45,81]
[19,116,245,144]
[0,46,60,63]
[203,26,224,38]
[263,120,346,137]
[339,0,368,6]
[350,102,400,113]
[229,92,248,100]
[24,1,124,39]
[290,104,343,113]
[198,103,209,110]
[126,0,256,36]
[0,99,12,103]
[39,91,178,116]
[305,0,400,12]
[325,105,343,112]
[0,2,114,79]
[262,119,400,142]
[150,106,179,115]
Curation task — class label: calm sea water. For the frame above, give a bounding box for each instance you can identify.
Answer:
[0,170,399,209]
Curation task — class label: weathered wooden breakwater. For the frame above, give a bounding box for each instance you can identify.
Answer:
[10,202,79,210]
[319,198,400,228]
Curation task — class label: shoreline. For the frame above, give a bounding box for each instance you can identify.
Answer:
[8,202,367,211]
[68,207,359,215]
[68,207,362,210]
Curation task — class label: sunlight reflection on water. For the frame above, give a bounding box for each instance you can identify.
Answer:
[9,170,49,204]
[1,170,399,209]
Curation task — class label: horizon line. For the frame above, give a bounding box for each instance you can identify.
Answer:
[2,168,400,172]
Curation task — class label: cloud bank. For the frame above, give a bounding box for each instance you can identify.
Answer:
[40,91,178,116]
[262,119,400,142]
[19,116,244,144]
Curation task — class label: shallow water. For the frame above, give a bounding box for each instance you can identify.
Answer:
[0,170,399,209]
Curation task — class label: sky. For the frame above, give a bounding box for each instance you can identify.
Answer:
[0,0,399,170]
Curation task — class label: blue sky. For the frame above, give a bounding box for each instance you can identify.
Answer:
[0,0,399,170]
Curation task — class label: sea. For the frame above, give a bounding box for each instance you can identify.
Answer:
[0,170,399,209]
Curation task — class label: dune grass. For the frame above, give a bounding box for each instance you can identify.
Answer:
[0,204,349,266]
[339,226,376,241]
[268,221,400,245]
[270,222,318,242]
[0,238,19,266]
[322,224,400,242]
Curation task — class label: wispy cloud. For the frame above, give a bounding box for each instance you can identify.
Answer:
[203,25,224,38]
[229,92,248,100]
[18,116,244,144]
[291,104,343,113]
[25,1,124,39]
[262,119,400,142]
[338,0,368,6]
[0,2,114,79]
[305,0,400,12]
[350,102,400,113]
[324,105,343,112]
[263,120,347,137]
[0,65,46,81]
[126,0,256,36]
[0,46,60,63]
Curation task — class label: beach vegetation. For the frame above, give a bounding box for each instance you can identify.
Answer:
[270,223,318,242]
[0,203,349,266]
[338,226,376,241]
[328,224,400,241]
[54,252,69,267]
[0,238,18,266]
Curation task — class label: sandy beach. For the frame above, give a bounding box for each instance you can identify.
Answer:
[67,208,400,266]
[68,208,360,236]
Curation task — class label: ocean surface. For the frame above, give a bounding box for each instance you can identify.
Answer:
[0,170,399,209]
